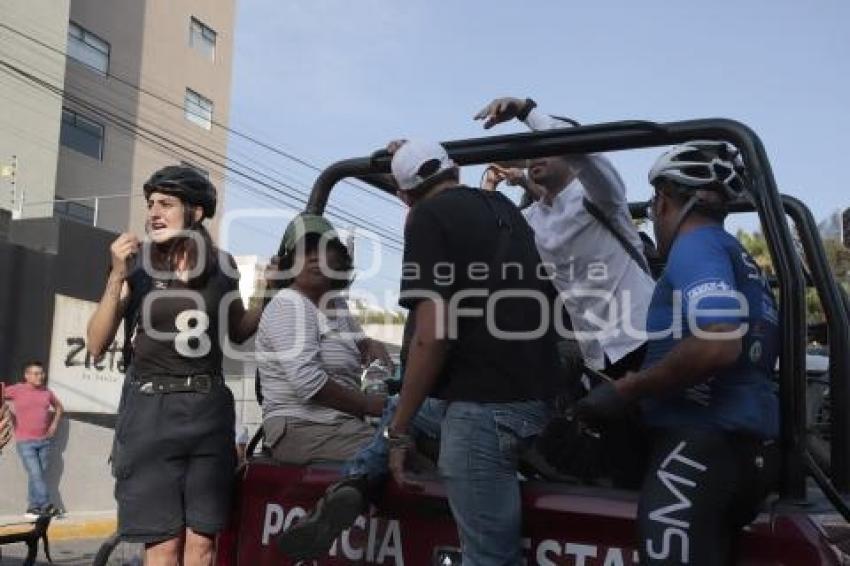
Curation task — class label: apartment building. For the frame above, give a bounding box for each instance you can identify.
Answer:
[0,0,235,237]
[0,1,70,219]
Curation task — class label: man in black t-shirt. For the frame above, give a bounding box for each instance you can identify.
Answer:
[277,140,561,563]
[385,139,561,565]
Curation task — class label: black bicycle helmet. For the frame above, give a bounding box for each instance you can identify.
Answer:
[143,165,217,219]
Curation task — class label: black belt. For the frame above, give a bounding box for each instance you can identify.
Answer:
[131,374,222,394]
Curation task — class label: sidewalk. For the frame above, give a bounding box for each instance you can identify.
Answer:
[0,510,116,541]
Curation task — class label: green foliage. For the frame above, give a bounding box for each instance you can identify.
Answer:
[736,229,850,324]
[736,229,775,276]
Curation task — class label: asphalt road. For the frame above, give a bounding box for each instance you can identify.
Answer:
[0,535,126,565]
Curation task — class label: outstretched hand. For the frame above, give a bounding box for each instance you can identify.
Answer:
[474,97,527,129]
[481,164,528,191]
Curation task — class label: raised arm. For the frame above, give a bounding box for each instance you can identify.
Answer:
[475,96,628,208]
[87,233,138,358]
[228,255,276,344]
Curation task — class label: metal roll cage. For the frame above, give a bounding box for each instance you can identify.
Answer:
[304,119,850,515]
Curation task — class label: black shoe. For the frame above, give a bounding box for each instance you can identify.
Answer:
[42,503,62,517]
[277,477,367,559]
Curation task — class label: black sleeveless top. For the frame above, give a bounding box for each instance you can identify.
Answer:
[125,251,239,377]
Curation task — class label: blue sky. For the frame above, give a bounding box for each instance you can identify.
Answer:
[223,0,849,306]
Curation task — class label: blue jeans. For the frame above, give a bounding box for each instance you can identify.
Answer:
[16,438,51,509]
[344,396,446,481]
[439,401,550,566]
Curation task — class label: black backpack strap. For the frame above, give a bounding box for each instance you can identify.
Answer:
[121,268,153,370]
[582,197,651,275]
[479,191,515,277]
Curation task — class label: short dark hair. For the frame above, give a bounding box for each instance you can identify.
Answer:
[277,233,354,290]
[22,361,44,374]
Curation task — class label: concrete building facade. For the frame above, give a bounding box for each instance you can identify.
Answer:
[0,0,236,237]
[0,0,70,219]
[0,0,237,517]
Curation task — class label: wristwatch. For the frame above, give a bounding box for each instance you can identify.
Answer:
[516,98,537,121]
[382,426,414,450]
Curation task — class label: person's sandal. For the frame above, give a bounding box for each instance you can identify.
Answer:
[276,476,367,559]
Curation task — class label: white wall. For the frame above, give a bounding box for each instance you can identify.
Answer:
[0,418,115,514]
[0,373,260,516]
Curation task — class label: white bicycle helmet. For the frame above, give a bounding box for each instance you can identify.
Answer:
[648,141,747,200]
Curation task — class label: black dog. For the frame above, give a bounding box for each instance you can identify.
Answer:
[0,514,52,566]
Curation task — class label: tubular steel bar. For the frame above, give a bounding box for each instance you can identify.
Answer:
[781,195,850,493]
[307,118,811,500]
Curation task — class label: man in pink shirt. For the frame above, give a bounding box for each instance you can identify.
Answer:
[4,361,64,519]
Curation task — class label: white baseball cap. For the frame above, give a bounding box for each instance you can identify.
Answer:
[390,139,456,192]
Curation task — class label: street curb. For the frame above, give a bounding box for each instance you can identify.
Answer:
[0,516,116,541]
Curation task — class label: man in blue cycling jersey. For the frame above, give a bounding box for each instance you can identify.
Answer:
[578,141,780,565]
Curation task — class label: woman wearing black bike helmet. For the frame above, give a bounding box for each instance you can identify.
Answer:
[87,165,268,566]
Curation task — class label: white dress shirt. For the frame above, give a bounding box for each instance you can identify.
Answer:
[522,108,655,369]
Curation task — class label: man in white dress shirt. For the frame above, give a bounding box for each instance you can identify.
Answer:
[475,96,655,377]
[476,97,657,487]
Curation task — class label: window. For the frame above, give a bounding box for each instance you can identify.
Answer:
[60,108,104,160]
[184,89,213,130]
[180,161,210,179]
[189,17,216,61]
[67,21,110,74]
[54,197,95,226]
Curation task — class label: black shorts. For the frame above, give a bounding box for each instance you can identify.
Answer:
[112,372,236,543]
[637,428,779,566]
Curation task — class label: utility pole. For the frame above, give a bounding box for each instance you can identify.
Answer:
[1,155,17,218]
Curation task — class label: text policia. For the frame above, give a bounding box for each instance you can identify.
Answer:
[260,503,641,565]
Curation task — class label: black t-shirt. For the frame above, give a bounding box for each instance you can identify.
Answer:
[127,251,239,377]
[400,186,561,402]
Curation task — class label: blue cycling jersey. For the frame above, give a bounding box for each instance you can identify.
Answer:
[641,225,779,438]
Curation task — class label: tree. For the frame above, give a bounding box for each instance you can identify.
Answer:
[736,230,775,277]
[736,230,850,324]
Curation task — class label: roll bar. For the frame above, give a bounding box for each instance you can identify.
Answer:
[779,196,850,501]
[305,119,828,502]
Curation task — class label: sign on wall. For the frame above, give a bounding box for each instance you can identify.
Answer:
[47,294,126,414]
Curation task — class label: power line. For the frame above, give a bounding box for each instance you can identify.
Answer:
[0,69,406,254]
[54,60,404,230]
[0,63,405,256]
[0,57,407,251]
[0,21,406,211]
[8,50,406,243]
